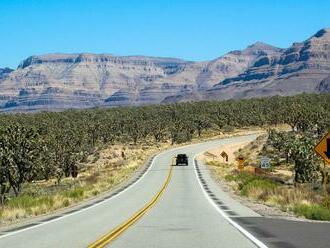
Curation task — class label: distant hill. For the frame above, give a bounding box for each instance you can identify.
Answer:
[165,28,330,103]
[0,28,329,112]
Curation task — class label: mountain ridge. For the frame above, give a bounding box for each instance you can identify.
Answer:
[0,28,329,112]
[168,28,330,102]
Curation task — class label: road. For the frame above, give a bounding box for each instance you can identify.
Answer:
[0,134,330,248]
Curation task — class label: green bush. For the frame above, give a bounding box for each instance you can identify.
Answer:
[7,195,54,209]
[63,187,85,199]
[62,199,70,207]
[236,172,257,183]
[222,125,235,132]
[293,204,330,220]
[224,172,277,199]
[240,178,277,196]
[224,175,236,182]
[224,172,259,185]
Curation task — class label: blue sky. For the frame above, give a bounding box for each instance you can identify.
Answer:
[0,0,329,68]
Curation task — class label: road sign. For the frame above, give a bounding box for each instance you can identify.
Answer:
[236,156,245,171]
[260,156,270,169]
[315,131,330,165]
[220,151,228,162]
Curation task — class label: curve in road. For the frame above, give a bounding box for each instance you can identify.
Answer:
[2,134,327,248]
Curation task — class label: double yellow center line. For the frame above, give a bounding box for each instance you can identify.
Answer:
[88,164,173,248]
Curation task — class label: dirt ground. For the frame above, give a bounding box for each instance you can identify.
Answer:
[198,141,251,164]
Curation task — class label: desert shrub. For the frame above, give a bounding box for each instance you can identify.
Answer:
[222,125,235,132]
[63,187,85,199]
[293,203,330,220]
[240,178,277,200]
[7,195,54,210]
[224,172,277,200]
[224,175,236,181]
[62,199,70,207]
[207,161,222,167]
[85,172,100,184]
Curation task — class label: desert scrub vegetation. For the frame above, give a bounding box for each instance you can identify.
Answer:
[208,160,330,220]
[292,203,330,221]
[0,93,329,223]
[0,144,160,224]
[207,123,330,221]
[224,171,278,200]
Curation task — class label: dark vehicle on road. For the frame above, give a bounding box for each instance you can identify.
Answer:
[175,154,188,166]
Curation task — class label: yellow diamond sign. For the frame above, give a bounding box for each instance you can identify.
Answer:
[315,131,330,165]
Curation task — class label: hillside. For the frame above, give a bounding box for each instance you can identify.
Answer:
[0,28,329,111]
[0,44,280,111]
[168,28,330,102]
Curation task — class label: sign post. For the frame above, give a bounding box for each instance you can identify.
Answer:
[220,151,228,162]
[237,156,245,171]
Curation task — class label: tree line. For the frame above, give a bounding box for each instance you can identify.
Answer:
[0,93,329,196]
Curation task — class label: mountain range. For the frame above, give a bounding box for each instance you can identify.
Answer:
[0,28,329,112]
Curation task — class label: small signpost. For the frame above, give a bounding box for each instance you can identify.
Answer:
[315,131,330,165]
[220,151,228,162]
[236,156,245,171]
[260,156,271,169]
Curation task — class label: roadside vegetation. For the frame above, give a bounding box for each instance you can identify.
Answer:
[0,144,163,224]
[222,168,330,221]
[0,93,329,223]
[207,111,330,221]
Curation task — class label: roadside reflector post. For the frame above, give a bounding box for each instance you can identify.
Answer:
[236,156,245,171]
[323,162,329,208]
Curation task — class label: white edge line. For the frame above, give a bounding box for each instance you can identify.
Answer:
[0,134,260,240]
[193,155,269,248]
[0,139,203,239]
[0,154,160,239]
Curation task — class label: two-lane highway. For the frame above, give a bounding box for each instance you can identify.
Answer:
[2,134,330,248]
[109,134,261,248]
[0,134,261,248]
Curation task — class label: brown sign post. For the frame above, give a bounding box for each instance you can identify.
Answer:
[220,151,228,162]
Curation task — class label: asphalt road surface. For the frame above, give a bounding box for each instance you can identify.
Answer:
[0,134,330,248]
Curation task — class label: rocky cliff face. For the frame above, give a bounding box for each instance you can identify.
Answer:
[200,28,330,100]
[0,68,14,79]
[0,43,275,111]
[318,76,330,92]
[0,28,329,111]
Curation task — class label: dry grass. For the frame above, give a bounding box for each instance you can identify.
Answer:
[204,134,330,221]
[209,160,330,220]
[0,143,167,225]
